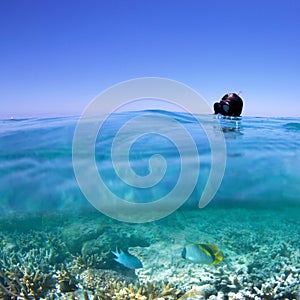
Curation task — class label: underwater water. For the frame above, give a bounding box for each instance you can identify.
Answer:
[0,111,299,299]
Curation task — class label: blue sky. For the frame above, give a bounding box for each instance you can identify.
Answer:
[1,0,299,118]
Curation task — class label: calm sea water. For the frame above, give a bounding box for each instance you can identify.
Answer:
[1,111,300,216]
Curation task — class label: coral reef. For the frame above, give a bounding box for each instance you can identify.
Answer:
[0,208,299,299]
[80,269,136,290]
[95,280,183,300]
[0,266,56,299]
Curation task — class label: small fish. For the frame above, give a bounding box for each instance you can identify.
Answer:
[182,243,223,265]
[112,247,143,269]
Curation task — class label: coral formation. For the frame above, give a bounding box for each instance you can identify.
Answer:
[95,280,183,300]
[0,266,56,299]
[0,208,299,299]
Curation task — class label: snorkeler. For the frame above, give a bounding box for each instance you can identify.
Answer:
[213,93,243,116]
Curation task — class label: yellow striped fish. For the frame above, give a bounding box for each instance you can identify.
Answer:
[182,243,223,265]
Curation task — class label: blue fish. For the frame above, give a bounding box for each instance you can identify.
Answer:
[112,247,143,269]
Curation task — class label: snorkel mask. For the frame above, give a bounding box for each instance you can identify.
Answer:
[214,101,231,116]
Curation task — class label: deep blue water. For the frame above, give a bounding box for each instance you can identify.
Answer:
[1,111,300,216]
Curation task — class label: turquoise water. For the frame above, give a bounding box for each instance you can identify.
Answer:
[1,112,300,214]
[0,111,299,299]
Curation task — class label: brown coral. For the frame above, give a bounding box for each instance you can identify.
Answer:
[95,280,184,300]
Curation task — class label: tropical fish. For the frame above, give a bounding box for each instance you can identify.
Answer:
[112,247,143,269]
[182,243,223,265]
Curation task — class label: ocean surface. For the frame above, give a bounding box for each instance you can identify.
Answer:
[1,111,300,215]
[0,111,299,299]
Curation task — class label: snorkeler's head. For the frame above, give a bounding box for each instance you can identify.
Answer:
[214,93,243,116]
